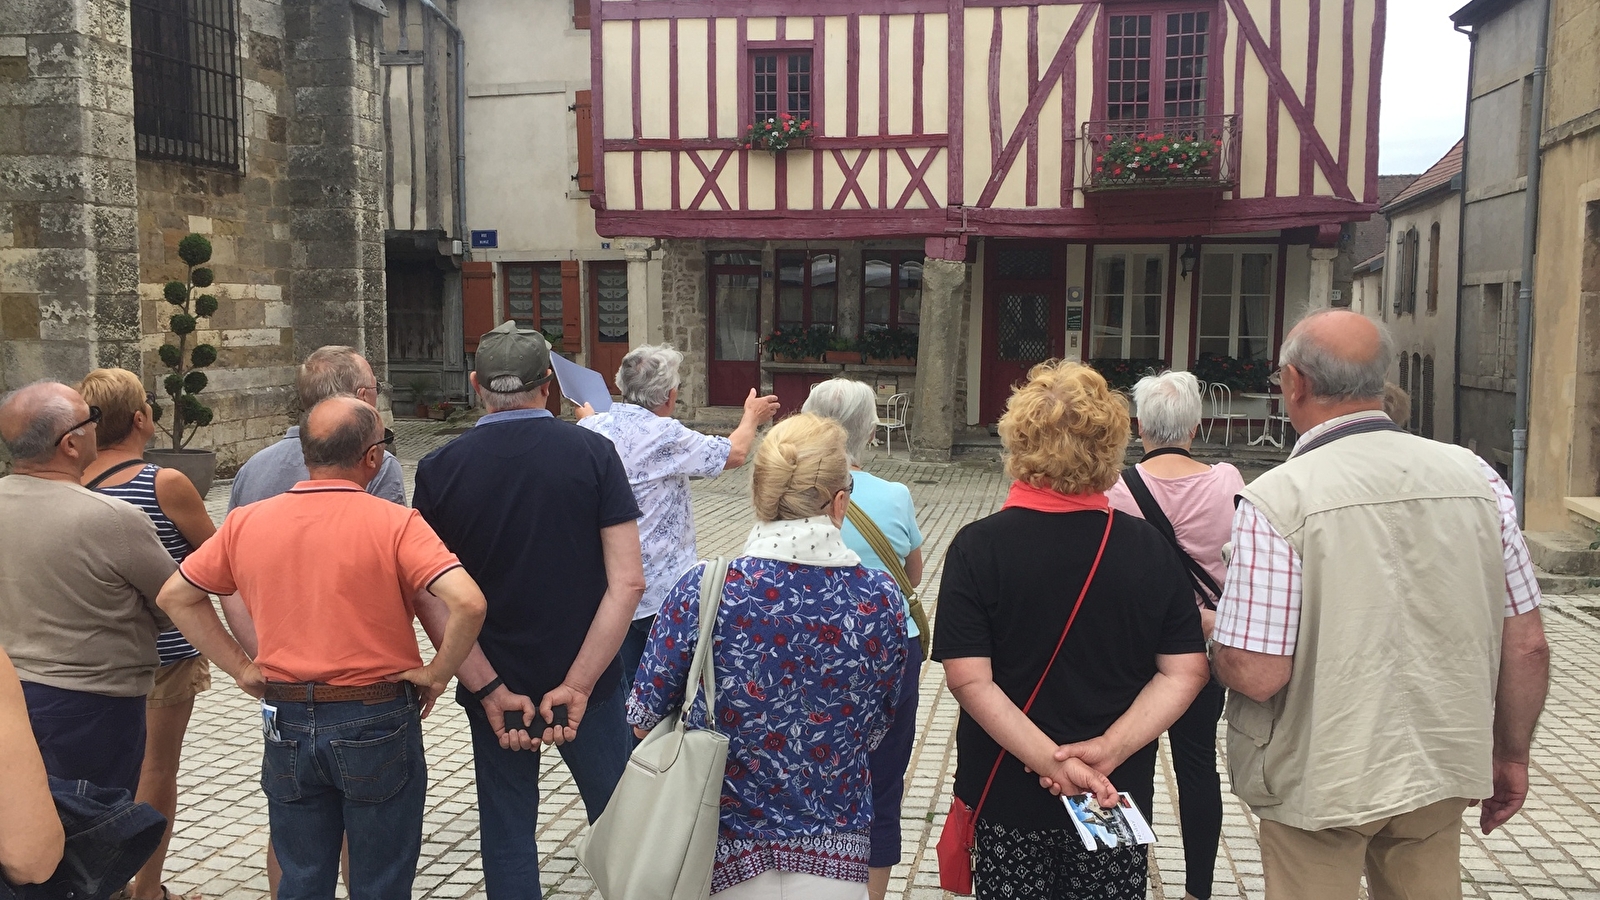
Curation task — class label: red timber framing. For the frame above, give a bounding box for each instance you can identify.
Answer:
[589,0,1384,240]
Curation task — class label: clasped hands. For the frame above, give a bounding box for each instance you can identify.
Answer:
[1026,736,1122,809]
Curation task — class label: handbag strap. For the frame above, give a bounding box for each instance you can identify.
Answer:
[681,558,730,723]
[846,499,915,599]
[1119,467,1223,609]
[85,459,148,491]
[969,509,1116,823]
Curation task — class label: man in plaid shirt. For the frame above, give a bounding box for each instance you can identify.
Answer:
[1211,310,1550,900]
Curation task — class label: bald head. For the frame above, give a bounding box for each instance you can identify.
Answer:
[300,396,383,470]
[1280,309,1393,402]
[0,381,92,466]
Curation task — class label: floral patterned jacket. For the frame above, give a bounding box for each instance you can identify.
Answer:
[627,556,908,891]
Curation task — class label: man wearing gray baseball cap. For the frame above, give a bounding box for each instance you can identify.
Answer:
[412,320,644,900]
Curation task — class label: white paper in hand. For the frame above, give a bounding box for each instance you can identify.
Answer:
[550,352,613,412]
[1063,792,1157,851]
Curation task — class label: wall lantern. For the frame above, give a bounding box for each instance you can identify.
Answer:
[1179,243,1200,277]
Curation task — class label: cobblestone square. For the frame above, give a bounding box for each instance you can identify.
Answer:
[164,423,1600,900]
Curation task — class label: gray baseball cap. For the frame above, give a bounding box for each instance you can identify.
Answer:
[475,320,552,390]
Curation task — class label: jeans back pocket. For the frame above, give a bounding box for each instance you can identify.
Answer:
[262,737,302,803]
[330,718,413,803]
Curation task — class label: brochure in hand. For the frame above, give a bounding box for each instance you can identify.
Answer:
[1062,792,1157,852]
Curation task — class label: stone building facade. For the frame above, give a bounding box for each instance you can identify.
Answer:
[1,0,387,474]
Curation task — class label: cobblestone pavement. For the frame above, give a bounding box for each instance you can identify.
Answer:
[172,420,1600,900]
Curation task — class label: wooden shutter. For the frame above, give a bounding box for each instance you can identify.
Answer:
[574,90,595,193]
[560,260,582,349]
[462,262,496,352]
[573,0,590,29]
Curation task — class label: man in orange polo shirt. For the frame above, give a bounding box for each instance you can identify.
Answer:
[157,397,487,900]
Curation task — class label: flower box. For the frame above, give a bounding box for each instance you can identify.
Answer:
[824,350,862,364]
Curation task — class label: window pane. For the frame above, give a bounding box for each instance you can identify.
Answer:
[1093,255,1126,356]
[538,267,563,338]
[1238,296,1269,360]
[1164,10,1210,119]
[753,54,778,123]
[710,251,762,266]
[595,264,629,343]
[1201,253,1233,294]
[1107,16,1152,121]
[787,52,812,119]
[1197,337,1230,359]
[1198,294,1232,339]
[714,274,761,361]
[898,259,922,330]
[506,266,535,329]
[777,251,805,323]
[1241,253,1273,295]
[863,255,892,326]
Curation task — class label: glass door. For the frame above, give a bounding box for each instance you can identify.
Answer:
[708,252,762,407]
[1091,249,1166,362]
[981,243,1066,424]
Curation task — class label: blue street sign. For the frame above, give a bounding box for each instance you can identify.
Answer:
[470,230,498,249]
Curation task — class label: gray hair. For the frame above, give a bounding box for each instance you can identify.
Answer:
[1280,310,1394,401]
[801,378,877,465]
[616,345,683,409]
[297,346,370,410]
[478,375,544,412]
[300,400,381,468]
[1131,371,1203,447]
[0,381,82,464]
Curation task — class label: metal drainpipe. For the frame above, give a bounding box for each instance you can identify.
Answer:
[1451,21,1476,447]
[1511,0,1551,526]
[416,0,467,251]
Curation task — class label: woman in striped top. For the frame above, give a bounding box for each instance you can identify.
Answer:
[79,368,216,900]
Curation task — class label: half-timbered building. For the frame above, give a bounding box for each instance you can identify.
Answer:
[586,0,1386,457]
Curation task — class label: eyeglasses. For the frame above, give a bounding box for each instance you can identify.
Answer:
[829,475,855,505]
[1268,366,1283,387]
[364,428,396,456]
[55,406,102,446]
[145,391,158,407]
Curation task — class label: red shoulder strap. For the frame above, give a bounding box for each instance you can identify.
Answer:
[969,509,1115,820]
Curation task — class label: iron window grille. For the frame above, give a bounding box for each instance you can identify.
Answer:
[132,0,243,171]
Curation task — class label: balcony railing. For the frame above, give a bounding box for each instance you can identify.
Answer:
[1082,115,1239,192]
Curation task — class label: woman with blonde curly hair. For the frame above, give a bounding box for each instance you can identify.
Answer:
[628,414,909,899]
[933,361,1210,899]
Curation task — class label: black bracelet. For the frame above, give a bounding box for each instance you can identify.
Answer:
[470,676,504,702]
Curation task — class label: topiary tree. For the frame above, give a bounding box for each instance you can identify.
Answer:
[155,233,220,449]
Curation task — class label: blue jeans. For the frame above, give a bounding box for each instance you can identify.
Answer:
[261,693,426,900]
[459,679,632,900]
[618,616,655,695]
[22,682,147,794]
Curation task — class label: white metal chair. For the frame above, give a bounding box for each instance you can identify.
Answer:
[877,392,912,456]
[1207,382,1252,446]
[1194,380,1212,441]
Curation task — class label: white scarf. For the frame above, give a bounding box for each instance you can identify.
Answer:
[742,515,861,567]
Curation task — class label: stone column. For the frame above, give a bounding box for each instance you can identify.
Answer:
[1307,247,1340,310]
[910,241,968,461]
[0,0,142,393]
[283,0,388,370]
[620,237,659,345]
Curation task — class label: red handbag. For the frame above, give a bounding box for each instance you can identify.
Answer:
[936,510,1116,895]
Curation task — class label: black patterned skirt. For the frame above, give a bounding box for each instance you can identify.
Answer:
[972,817,1147,900]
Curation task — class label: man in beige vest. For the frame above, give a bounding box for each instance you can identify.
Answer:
[1210,310,1550,900]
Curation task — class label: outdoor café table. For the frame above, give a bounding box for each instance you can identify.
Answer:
[1240,391,1289,449]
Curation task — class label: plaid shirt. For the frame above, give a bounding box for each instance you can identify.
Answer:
[1213,413,1542,656]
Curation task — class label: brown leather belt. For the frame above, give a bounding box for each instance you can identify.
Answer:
[262,681,407,703]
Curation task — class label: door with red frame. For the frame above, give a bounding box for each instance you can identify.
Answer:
[708,253,763,407]
[981,243,1067,425]
[588,261,630,393]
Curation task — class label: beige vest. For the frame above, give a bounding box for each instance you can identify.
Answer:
[1229,422,1503,830]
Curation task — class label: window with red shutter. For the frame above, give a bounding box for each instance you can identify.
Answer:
[462,262,496,352]
[573,0,590,30]
[574,90,594,193]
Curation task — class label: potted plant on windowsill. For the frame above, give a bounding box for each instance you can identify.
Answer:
[429,400,455,421]
[763,324,831,363]
[1093,131,1223,188]
[823,335,862,364]
[861,327,919,367]
[146,233,220,498]
[740,113,814,155]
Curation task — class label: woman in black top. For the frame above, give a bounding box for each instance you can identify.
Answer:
[933,360,1210,899]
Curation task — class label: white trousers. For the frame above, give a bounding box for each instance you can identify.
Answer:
[712,871,869,900]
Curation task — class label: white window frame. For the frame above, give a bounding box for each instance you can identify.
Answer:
[1091,246,1168,360]
[1195,247,1276,361]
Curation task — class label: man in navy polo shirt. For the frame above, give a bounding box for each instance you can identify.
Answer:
[413,321,645,900]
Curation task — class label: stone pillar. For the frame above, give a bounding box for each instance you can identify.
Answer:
[0,0,142,393]
[441,267,465,397]
[1308,247,1340,311]
[910,242,968,461]
[620,237,659,345]
[283,0,388,370]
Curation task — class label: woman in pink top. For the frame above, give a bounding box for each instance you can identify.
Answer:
[1106,370,1243,900]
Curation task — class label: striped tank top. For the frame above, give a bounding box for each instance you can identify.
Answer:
[95,463,202,666]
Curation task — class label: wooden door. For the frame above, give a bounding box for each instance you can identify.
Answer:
[588,261,630,392]
[708,256,762,407]
[980,243,1067,424]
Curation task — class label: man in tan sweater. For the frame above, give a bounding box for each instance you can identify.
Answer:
[0,381,176,793]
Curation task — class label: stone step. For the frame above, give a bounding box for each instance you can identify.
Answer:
[1534,566,1600,596]
[1525,531,1600,576]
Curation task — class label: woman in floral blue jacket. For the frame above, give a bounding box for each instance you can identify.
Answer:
[628,413,909,900]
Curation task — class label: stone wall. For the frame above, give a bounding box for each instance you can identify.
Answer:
[658,238,708,415]
[2,0,387,476]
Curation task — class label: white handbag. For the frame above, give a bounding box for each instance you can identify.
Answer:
[579,559,732,900]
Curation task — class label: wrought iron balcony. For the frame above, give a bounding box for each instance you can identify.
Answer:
[1081,115,1239,192]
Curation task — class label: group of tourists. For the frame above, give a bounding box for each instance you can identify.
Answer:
[0,308,1551,900]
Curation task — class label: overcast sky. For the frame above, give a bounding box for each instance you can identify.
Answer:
[1379,0,1471,175]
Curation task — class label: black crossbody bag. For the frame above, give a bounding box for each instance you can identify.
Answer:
[1120,449,1223,610]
